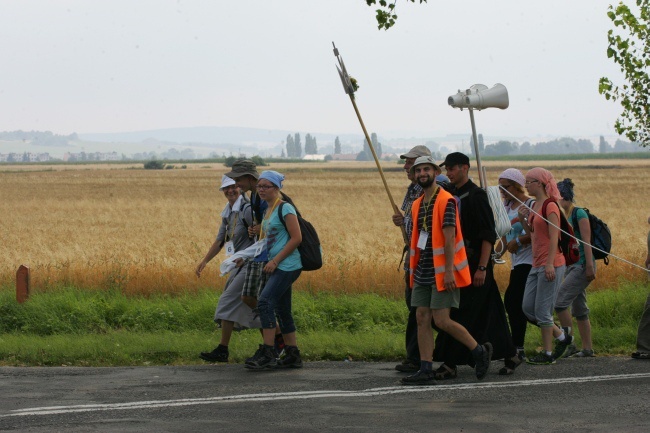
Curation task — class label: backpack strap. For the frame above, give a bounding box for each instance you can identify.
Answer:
[240,202,251,230]
[570,207,580,235]
[278,202,287,229]
[280,192,301,217]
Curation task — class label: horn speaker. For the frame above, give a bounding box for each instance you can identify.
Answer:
[464,83,509,110]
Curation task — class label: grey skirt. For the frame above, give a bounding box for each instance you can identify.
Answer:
[214,267,262,330]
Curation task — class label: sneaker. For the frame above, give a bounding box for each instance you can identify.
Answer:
[526,351,556,365]
[563,343,579,358]
[401,369,436,386]
[551,332,574,360]
[474,342,493,380]
[276,346,303,369]
[245,345,277,370]
[571,349,595,358]
[199,345,229,363]
[395,360,420,373]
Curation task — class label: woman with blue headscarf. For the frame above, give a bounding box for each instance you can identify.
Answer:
[244,170,304,370]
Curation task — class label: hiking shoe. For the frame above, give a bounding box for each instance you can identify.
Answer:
[551,333,574,360]
[199,345,229,363]
[245,345,277,370]
[474,342,493,380]
[395,360,420,373]
[401,369,436,386]
[276,346,303,369]
[571,349,595,358]
[526,351,556,365]
[245,344,265,365]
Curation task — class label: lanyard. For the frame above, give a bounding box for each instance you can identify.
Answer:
[421,186,438,232]
[259,197,281,240]
[226,209,238,242]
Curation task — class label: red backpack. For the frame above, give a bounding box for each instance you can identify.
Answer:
[541,199,580,266]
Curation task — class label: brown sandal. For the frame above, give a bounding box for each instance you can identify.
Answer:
[434,364,458,380]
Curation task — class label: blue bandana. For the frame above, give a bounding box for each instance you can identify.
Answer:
[259,170,285,189]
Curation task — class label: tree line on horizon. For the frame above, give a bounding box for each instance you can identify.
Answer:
[465,134,641,156]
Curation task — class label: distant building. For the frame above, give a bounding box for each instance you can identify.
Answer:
[0,152,51,162]
[63,151,120,162]
[302,154,327,161]
[328,153,358,161]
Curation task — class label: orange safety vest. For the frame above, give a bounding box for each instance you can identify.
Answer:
[409,188,471,290]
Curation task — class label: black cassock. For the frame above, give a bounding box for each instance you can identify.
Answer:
[433,180,516,366]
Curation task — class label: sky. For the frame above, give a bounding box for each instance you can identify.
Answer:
[0,0,628,142]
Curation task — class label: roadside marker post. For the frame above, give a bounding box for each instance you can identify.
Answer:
[16,265,30,303]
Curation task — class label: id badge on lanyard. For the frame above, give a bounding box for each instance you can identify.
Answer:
[254,238,268,262]
[417,230,429,250]
[224,241,235,257]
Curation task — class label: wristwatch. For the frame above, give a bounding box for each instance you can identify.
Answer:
[516,237,522,247]
[477,265,487,271]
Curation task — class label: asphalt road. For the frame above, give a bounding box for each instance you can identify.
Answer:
[1,357,648,432]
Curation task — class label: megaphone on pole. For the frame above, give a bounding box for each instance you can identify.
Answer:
[447,83,509,189]
[448,84,488,110]
[464,83,509,110]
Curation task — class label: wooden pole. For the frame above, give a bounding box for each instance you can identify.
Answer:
[333,41,408,245]
[349,96,409,245]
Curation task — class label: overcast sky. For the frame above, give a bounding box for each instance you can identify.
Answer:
[0,0,627,140]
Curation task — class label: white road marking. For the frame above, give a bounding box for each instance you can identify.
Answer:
[3,372,649,418]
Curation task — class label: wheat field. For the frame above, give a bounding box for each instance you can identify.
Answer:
[1,160,648,297]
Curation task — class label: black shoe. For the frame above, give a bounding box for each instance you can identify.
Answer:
[551,331,574,360]
[245,345,277,370]
[474,342,493,380]
[276,346,303,369]
[199,345,229,363]
[395,360,419,373]
[245,344,265,365]
[401,369,436,386]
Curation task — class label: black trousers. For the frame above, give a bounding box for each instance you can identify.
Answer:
[404,271,420,362]
[433,265,516,367]
[504,264,533,348]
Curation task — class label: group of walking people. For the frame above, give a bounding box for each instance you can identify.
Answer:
[196,159,304,370]
[195,150,644,379]
[392,147,600,385]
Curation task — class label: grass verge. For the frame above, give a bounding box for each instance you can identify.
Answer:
[0,283,646,366]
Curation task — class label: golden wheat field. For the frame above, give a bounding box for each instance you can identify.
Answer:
[1,159,648,297]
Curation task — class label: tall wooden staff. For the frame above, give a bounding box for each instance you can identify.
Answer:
[332,42,408,245]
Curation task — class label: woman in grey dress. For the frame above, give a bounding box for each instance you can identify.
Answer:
[196,175,260,362]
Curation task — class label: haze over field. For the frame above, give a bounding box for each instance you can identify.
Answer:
[0,1,634,157]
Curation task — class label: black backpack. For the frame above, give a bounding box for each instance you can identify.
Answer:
[571,207,612,265]
[278,201,323,271]
[541,199,580,266]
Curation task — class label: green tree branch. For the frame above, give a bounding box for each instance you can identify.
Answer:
[599,0,650,147]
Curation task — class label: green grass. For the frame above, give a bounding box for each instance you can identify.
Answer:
[0,284,646,366]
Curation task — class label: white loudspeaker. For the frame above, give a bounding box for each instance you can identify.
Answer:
[448,84,488,109]
[464,83,509,110]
